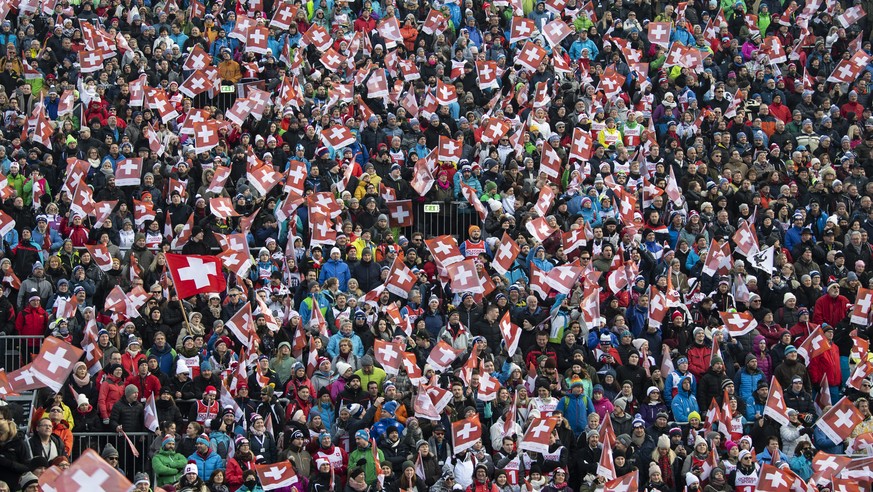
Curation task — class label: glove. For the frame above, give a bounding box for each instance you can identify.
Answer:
[103,418,110,425]
[802,414,814,425]
[801,427,814,436]
[357,459,367,467]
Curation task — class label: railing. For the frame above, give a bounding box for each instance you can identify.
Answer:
[72,431,157,480]
[414,201,482,240]
[1,335,45,373]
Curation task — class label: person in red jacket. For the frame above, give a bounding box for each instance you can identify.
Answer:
[806,325,842,399]
[125,358,161,403]
[121,338,147,377]
[686,327,713,379]
[14,293,47,359]
[812,283,850,327]
[225,436,256,491]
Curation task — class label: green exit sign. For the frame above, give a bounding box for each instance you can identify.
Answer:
[423,204,440,213]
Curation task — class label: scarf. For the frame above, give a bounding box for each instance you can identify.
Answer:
[72,369,90,387]
[348,479,369,491]
[658,454,674,487]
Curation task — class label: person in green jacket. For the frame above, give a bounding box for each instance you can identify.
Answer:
[152,435,188,487]
[347,429,384,486]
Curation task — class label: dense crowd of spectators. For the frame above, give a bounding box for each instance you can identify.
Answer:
[0,0,871,491]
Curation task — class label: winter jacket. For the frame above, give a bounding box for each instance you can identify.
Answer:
[807,344,841,389]
[697,369,726,409]
[556,393,595,436]
[686,342,712,379]
[670,376,700,422]
[812,294,850,327]
[98,375,126,419]
[733,366,764,403]
[152,448,188,486]
[109,398,145,432]
[124,373,162,402]
[0,431,31,488]
[319,258,351,292]
[189,449,223,480]
[348,443,384,485]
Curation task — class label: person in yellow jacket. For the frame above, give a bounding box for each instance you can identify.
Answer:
[597,117,623,147]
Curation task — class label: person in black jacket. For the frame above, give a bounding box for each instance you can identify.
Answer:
[379,426,408,473]
[472,305,502,352]
[697,357,727,411]
[28,418,64,461]
[0,412,31,489]
[110,384,145,433]
[350,249,381,293]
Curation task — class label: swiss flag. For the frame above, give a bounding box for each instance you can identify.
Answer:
[797,325,831,362]
[255,462,298,491]
[78,49,105,73]
[308,212,337,247]
[761,36,787,64]
[452,415,482,454]
[31,337,85,393]
[603,471,638,492]
[437,135,462,163]
[208,166,232,194]
[386,200,413,228]
[599,68,625,98]
[460,182,487,221]
[320,48,345,72]
[756,463,792,492]
[427,340,464,372]
[425,235,463,267]
[179,69,214,98]
[55,449,133,492]
[763,376,790,426]
[283,160,307,197]
[648,285,669,328]
[597,435,617,480]
[477,372,501,402]
[510,16,537,43]
[850,287,873,325]
[847,358,873,390]
[533,184,555,218]
[114,157,143,187]
[193,119,220,154]
[492,232,519,276]
[376,16,403,44]
[385,257,417,298]
[300,24,333,52]
[569,127,593,161]
[719,311,758,337]
[516,41,547,72]
[270,2,297,30]
[210,197,240,218]
[422,8,448,35]
[225,303,253,347]
[519,416,559,454]
[836,4,866,28]
[545,264,582,295]
[480,118,511,144]
[529,261,552,299]
[374,339,404,375]
[85,244,113,272]
[226,98,254,126]
[499,310,521,357]
[320,125,356,149]
[540,141,562,180]
[526,217,557,243]
[811,452,851,487]
[414,383,452,418]
[828,52,870,83]
[183,45,212,71]
[229,15,255,42]
[563,225,591,255]
[542,19,572,48]
[477,60,499,90]
[447,259,482,293]
[732,220,759,257]
[411,149,436,196]
[817,397,863,444]
[165,253,226,299]
[647,22,671,48]
[145,86,179,123]
[248,164,283,197]
[57,90,75,117]
[850,333,870,364]
[435,80,458,105]
[366,69,389,98]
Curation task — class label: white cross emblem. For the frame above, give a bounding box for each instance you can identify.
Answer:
[602,77,617,92]
[198,127,215,145]
[439,85,453,100]
[764,471,787,489]
[442,139,458,155]
[516,22,531,36]
[394,265,413,285]
[529,420,551,438]
[178,257,214,289]
[454,266,473,286]
[858,294,872,313]
[315,221,331,237]
[235,99,252,114]
[14,368,35,385]
[651,23,667,40]
[548,23,565,38]
[393,205,409,224]
[263,466,287,481]
[457,422,477,440]
[772,388,784,408]
[330,127,347,141]
[480,375,496,392]
[437,346,456,364]
[223,253,241,268]
[834,409,855,429]
[190,53,206,67]
[479,63,493,80]
[522,48,538,63]
[43,347,71,374]
[538,222,552,236]
[382,23,398,37]
[557,268,575,281]
[310,29,326,44]
[817,456,840,471]
[71,468,110,491]
[433,241,453,257]
[497,242,514,260]
[325,54,341,67]
[190,111,206,123]
[287,165,305,184]
[837,63,854,80]
[810,334,824,351]
[378,343,398,362]
[153,97,168,114]
[189,77,205,90]
[249,28,266,46]
[277,8,293,21]
[214,201,234,216]
[84,52,101,66]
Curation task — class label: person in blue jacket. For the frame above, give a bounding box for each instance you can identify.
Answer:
[188,434,223,481]
[326,321,365,359]
[671,376,700,422]
[556,376,595,436]
[319,247,351,291]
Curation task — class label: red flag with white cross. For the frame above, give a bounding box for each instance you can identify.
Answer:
[492,232,519,276]
[385,257,416,298]
[165,253,227,299]
[256,462,298,491]
[386,200,413,228]
[374,339,405,375]
[438,135,462,163]
[31,336,85,393]
[55,449,132,492]
[756,463,792,492]
[452,415,483,454]
[816,397,863,444]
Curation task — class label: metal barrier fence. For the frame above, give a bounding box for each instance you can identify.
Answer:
[413,201,482,239]
[72,432,157,480]
[1,335,45,373]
